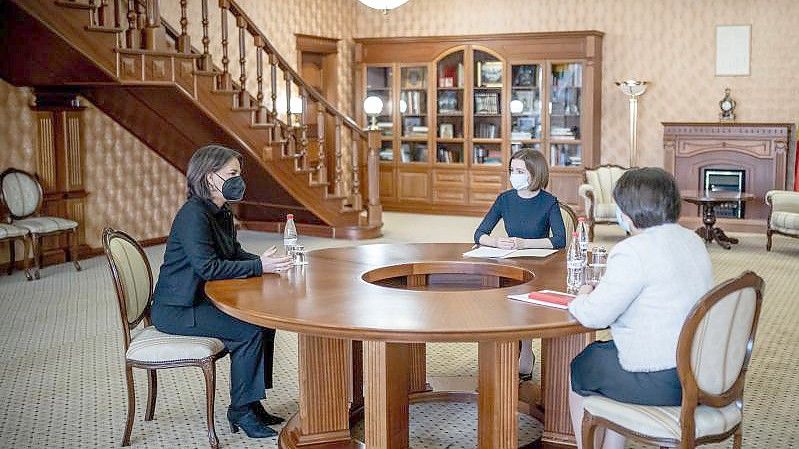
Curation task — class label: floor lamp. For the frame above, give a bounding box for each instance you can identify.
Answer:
[616,80,648,167]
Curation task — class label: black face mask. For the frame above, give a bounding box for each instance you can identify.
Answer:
[214,173,246,202]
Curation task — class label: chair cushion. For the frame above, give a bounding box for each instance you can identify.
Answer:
[126,326,225,364]
[0,223,28,239]
[594,203,618,221]
[771,211,799,235]
[583,395,741,440]
[13,217,78,234]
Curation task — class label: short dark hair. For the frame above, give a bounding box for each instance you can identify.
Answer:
[612,167,681,229]
[509,148,549,190]
[186,144,242,199]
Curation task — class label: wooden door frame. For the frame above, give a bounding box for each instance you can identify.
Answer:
[296,33,339,106]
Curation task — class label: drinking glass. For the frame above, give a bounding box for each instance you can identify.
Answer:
[587,247,607,286]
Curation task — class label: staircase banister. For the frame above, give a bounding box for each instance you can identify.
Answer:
[224,0,365,138]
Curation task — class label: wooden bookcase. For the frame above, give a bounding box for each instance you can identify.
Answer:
[355,31,603,215]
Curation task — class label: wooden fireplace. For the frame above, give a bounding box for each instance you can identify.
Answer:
[663,122,795,233]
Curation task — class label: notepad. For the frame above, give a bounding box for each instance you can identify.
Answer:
[463,247,557,259]
[507,290,575,309]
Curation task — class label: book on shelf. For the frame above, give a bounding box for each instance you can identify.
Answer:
[402,90,424,115]
[507,289,575,309]
[437,147,461,163]
[474,92,500,114]
[476,122,498,139]
[511,131,533,140]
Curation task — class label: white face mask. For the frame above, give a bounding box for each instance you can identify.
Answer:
[509,173,530,191]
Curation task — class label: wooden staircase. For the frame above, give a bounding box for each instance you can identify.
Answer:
[0,0,383,239]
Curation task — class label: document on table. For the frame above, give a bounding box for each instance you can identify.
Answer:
[507,290,575,309]
[462,247,557,259]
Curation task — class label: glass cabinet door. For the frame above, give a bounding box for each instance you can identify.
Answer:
[549,62,582,167]
[436,50,465,164]
[472,50,503,166]
[399,66,429,163]
[366,66,394,162]
[510,64,542,142]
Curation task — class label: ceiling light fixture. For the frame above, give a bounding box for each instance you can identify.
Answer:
[357,0,410,14]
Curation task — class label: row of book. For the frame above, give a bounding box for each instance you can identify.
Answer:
[401,91,425,115]
[474,92,500,114]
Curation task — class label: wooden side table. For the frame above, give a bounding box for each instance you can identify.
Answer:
[681,191,755,249]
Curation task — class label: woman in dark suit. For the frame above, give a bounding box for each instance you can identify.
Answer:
[152,144,293,439]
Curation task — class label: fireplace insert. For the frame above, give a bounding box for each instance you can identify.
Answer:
[703,169,745,218]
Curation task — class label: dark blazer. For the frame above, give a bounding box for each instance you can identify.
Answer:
[153,196,262,323]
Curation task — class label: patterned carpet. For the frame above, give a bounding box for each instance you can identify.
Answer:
[0,212,797,448]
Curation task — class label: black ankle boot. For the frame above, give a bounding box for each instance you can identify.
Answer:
[250,401,286,426]
[227,407,277,438]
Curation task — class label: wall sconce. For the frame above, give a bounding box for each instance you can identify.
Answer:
[363,96,384,130]
[615,80,648,167]
[509,99,524,114]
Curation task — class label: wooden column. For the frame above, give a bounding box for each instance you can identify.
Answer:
[404,274,431,395]
[541,332,594,446]
[477,340,518,449]
[296,335,351,445]
[363,341,410,449]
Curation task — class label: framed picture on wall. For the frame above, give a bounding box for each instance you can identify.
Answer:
[716,25,751,76]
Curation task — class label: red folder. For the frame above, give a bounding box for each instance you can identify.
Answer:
[527,291,574,307]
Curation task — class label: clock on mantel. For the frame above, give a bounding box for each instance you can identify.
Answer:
[719,88,736,121]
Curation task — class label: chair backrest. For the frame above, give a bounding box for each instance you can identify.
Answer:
[676,271,764,409]
[0,168,42,219]
[766,190,799,214]
[102,228,154,348]
[559,202,577,247]
[584,165,628,205]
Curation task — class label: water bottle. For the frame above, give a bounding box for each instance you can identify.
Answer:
[566,231,584,292]
[576,217,590,261]
[283,213,298,250]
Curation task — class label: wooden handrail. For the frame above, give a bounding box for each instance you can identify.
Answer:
[224,0,365,138]
[137,0,364,137]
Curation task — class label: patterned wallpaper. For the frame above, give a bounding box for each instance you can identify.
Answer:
[3,0,798,258]
[354,0,799,169]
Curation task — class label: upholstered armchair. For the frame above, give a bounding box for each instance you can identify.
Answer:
[103,228,227,448]
[0,168,81,279]
[578,165,630,240]
[765,190,799,251]
[581,271,764,449]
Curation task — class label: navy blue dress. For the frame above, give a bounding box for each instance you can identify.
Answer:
[152,196,275,408]
[474,189,566,249]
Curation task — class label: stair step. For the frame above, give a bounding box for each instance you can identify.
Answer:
[232,106,259,112]
[116,48,200,59]
[212,89,240,95]
[194,70,218,77]
[251,122,275,129]
[54,0,95,10]
[310,181,330,187]
[281,154,302,160]
[85,25,124,33]
[295,168,316,174]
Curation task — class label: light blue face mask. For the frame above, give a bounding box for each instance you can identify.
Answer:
[615,205,631,233]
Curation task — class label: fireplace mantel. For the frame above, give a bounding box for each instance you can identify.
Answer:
[663,122,794,233]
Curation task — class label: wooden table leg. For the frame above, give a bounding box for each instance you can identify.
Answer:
[408,343,431,393]
[477,340,519,449]
[292,335,352,446]
[364,341,410,449]
[541,333,594,447]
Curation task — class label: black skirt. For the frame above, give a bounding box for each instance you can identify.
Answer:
[570,340,682,406]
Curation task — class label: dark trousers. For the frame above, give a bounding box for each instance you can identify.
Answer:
[152,300,276,407]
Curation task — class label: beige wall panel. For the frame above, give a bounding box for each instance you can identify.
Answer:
[354,0,799,168]
[81,103,185,248]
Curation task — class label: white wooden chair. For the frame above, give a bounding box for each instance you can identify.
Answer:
[581,271,764,449]
[102,228,228,448]
[0,168,80,279]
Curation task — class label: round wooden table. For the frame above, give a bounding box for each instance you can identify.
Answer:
[206,243,592,449]
[681,191,755,249]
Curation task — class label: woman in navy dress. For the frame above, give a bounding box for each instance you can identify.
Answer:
[474,148,566,378]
